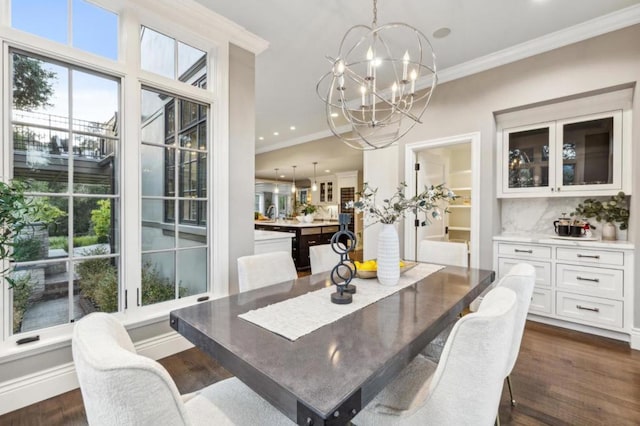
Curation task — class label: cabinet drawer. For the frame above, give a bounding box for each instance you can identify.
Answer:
[498,258,551,289]
[556,264,623,299]
[498,243,551,259]
[530,288,552,315]
[556,247,623,266]
[556,292,623,329]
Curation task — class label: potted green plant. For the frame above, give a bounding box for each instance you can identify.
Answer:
[571,192,629,240]
[299,203,317,222]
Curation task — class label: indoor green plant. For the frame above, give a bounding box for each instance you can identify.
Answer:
[571,192,629,240]
[300,203,317,215]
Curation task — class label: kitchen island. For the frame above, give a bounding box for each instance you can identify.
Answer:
[254,220,340,270]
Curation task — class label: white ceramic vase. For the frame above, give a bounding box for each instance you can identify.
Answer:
[377,223,400,286]
[601,222,616,241]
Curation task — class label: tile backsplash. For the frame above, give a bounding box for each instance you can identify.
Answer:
[501,196,613,239]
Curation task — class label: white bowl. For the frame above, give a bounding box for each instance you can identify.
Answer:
[296,215,305,222]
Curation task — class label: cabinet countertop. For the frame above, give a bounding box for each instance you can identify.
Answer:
[255,220,340,228]
[254,230,295,241]
[493,234,634,250]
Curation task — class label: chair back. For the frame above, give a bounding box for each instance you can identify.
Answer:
[417,240,468,267]
[309,244,341,274]
[237,251,297,292]
[72,313,189,426]
[408,287,518,425]
[497,263,536,375]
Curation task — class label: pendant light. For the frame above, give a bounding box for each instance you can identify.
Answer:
[273,168,279,193]
[291,165,297,193]
[311,162,318,192]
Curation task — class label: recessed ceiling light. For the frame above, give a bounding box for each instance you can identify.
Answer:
[273,131,279,136]
[290,126,296,130]
[280,174,285,178]
[330,112,339,118]
[258,136,264,140]
[432,27,451,39]
[325,169,331,173]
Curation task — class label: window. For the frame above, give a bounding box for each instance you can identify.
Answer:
[140,26,207,86]
[141,88,208,306]
[11,0,118,60]
[9,51,120,335]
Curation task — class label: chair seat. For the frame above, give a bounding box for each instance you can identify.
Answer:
[185,377,294,425]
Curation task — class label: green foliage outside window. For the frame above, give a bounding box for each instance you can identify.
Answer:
[91,199,111,243]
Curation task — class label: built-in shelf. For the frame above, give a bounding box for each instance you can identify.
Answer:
[448,226,471,231]
[450,169,472,176]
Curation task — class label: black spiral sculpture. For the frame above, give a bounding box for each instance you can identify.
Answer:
[330,213,358,304]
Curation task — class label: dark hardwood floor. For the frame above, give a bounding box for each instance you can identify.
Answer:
[1,321,639,425]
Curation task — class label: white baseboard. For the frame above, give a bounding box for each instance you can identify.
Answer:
[0,331,194,416]
[631,328,640,351]
[527,314,631,343]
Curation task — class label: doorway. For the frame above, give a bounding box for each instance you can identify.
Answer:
[404,132,480,267]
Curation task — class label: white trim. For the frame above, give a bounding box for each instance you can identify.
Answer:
[631,328,640,351]
[527,314,632,344]
[255,124,351,154]
[403,132,481,268]
[261,4,640,151]
[0,330,193,416]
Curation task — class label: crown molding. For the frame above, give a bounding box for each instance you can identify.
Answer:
[264,4,640,151]
[437,3,640,85]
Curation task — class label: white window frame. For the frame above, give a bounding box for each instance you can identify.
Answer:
[0,0,267,359]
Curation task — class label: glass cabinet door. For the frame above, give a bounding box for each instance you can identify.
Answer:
[556,111,622,192]
[502,122,555,194]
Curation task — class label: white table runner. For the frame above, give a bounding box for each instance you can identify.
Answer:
[238,263,445,341]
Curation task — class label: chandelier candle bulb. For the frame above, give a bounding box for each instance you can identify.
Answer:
[410,69,417,94]
[391,82,397,103]
[361,86,367,106]
[402,50,409,81]
[366,46,374,77]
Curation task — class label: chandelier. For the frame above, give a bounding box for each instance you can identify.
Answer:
[317,0,437,150]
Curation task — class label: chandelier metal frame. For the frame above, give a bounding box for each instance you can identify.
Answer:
[317,0,437,150]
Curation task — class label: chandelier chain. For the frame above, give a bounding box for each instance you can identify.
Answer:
[372,0,377,27]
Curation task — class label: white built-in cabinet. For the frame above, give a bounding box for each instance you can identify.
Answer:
[311,175,335,205]
[497,109,631,198]
[493,237,634,342]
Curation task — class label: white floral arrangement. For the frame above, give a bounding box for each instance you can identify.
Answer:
[345,182,456,225]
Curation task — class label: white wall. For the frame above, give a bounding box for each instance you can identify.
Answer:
[228,44,256,293]
[360,25,640,327]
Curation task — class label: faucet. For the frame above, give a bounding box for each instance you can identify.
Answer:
[266,204,275,219]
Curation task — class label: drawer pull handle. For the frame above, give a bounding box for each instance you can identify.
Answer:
[576,276,600,283]
[308,240,316,244]
[577,254,600,259]
[576,305,600,313]
[514,249,533,254]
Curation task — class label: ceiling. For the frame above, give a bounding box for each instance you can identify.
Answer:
[194,0,640,181]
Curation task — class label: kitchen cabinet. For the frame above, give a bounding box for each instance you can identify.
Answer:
[255,222,339,270]
[493,236,634,342]
[311,176,335,205]
[497,110,627,198]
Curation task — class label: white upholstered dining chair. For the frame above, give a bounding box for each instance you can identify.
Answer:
[417,240,468,267]
[352,286,517,426]
[237,251,298,293]
[72,312,294,426]
[309,244,341,275]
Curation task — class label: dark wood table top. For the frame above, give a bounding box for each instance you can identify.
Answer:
[170,266,495,425]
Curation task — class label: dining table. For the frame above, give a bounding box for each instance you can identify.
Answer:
[169,265,495,426]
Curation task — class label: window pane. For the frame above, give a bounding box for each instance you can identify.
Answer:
[142,199,175,251]
[177,248,207,296]
[140,26,175,79]
[73,197,117,257]
[178,42,206,84]
[11,0,68,44]
[178,201,207,247]
[12,196,68,263]
[72,0,118,60]
[73,134,117,194]
[72,70,119,136]
[13,126,70,192]
[141,252,176,306]
[141,144,174,197]
[11,260,71,334]
[75,257,119,314]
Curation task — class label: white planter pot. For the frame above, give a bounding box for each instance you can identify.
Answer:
[377,224,400,286]
[601,222,616,241]
[303,214,314,223]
